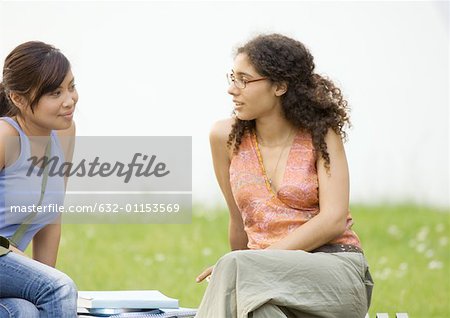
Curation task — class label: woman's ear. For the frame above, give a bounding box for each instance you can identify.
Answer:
[9,92,26,111]
[274,82,288,97]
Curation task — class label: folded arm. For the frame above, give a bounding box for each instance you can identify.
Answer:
[267,129,349,251]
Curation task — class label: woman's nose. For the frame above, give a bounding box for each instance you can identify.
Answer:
[227,83,239,96]
[63,91,77,108]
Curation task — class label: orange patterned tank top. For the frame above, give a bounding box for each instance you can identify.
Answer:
[229,130,361,250]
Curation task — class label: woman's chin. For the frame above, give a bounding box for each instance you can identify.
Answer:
[54,118,73,130]
[234,111,253,121]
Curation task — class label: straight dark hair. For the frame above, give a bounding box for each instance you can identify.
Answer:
[0,41,70,117]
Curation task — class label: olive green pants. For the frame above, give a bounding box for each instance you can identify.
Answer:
[196,249,373,318]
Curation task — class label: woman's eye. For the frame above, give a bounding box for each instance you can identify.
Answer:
[69,84,76,91]
[50,91,61,97]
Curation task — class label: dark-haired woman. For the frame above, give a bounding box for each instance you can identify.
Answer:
[0,41,78,317]
[196,34,373,318]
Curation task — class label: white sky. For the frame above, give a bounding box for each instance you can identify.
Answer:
[0,1,448,207]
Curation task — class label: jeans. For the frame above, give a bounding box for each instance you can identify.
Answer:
[0,252,78,318]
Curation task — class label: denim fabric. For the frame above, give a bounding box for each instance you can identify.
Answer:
[0,252,77,318]
[0,298,39,318]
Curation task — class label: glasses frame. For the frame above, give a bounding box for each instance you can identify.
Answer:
[227,72,268,89]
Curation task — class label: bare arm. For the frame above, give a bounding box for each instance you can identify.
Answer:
[196,119,249,283]
[267,129,349,251]
[32,121,76,266]
[0,121,26,257]
[32,217,61,267]
[209,119,248,251]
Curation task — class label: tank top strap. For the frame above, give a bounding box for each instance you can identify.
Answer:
[50,130,65,160]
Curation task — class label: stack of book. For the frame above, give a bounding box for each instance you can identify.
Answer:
[77,290,197,318]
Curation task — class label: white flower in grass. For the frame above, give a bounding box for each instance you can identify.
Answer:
[416,243,427,253]
[428,260,443,270]
[395,263,408,278]
[395,264,407,278]
[425,249,434,258]
[85,227,96,239]
[387,225,401,238]
[416,226,429,241]
[155,253,166,262]
[202,247,212,256]
[439,237,448,246]
[376,268,392,280]
[377,256,388,265]
[435,223,445,233]
[399,262,408,271]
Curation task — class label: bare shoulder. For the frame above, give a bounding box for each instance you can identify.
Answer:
[56,120,76,138]
[209,118,234,144]
[209,118,235,161]
[0,119,19,139]
[324,128,345,152]
[0,119,20,169]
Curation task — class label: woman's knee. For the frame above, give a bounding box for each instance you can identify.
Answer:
[218,249,266,265]
[51,273,78,301]
[216,250,249,269]
[214,250,259,277]
[37,270,78,307]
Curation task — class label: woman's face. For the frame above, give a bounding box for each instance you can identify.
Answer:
[228,53,281,121]
[23,70,78,131]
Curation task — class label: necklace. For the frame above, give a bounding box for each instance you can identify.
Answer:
[254,127,294,191]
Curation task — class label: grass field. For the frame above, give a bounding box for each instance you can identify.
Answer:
[55,204,449,317]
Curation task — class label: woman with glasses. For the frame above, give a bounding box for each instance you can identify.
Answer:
[195,34,373,318]
[0,41,78,317]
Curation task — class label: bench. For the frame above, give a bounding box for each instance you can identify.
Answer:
[365,314,409,318]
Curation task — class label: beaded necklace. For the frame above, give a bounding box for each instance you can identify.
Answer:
[253,128,294,194]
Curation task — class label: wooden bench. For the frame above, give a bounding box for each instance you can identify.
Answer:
[365,314,409,318]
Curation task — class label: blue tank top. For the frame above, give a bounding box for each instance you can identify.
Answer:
[0,117,65,251]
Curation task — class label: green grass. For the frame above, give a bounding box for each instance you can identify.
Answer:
[54,204,449,317]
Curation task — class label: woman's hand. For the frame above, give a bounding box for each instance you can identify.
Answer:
[196,265,214,283]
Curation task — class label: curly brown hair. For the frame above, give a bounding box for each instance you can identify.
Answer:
[227,34,350,169]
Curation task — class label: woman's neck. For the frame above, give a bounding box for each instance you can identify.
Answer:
[255,115,295,147]
[14,116,51,137]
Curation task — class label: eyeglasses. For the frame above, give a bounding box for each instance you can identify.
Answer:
[226,72,268,89]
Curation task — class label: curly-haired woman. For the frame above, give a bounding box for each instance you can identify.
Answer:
[195,34,373,318]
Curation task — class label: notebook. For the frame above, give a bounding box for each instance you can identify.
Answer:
[77,290,179,309]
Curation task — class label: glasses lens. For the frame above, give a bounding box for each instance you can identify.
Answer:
[226,73,232,86]
[235,78,245,89]
[227,73,245,89]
